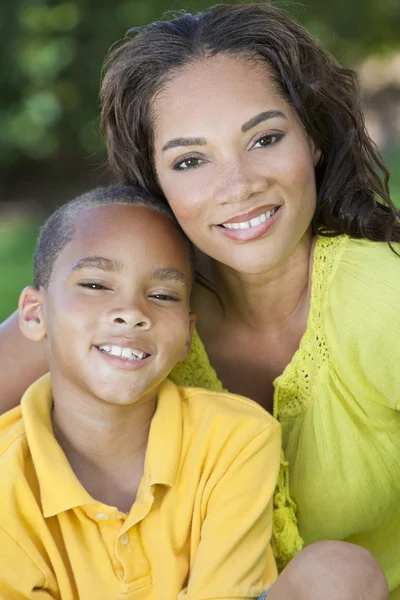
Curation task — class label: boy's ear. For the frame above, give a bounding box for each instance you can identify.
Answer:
[18,286,47,342]
[181,312,196,361]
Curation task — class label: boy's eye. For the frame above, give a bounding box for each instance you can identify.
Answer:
[149,293,180,302]
[79,282,109,291]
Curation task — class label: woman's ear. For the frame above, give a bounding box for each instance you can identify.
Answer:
[18,286,47,342]
[181,312,197,361]
[312,141,323,167]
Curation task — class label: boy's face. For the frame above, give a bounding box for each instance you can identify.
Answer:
[21,204,195,405]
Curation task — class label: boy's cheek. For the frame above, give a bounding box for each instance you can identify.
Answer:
[164,317,194,363]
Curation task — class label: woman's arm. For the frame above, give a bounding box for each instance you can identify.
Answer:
[0,311,48,412]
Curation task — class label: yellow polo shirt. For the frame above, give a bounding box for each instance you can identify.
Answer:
[0,374,280,600]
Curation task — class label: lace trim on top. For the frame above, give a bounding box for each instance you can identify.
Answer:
[273,235,345,419]
[170,328,225,393]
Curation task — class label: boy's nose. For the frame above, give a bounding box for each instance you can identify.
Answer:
[110,307,152,330]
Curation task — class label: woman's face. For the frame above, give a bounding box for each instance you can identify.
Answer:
[153,54,321,274]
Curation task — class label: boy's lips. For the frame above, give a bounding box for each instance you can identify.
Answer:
[97,344,150,361]
[93,339,154,368]
[94,345,154,370]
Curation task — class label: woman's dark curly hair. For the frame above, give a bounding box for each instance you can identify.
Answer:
[100,3,400,245]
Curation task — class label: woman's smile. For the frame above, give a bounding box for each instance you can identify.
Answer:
[215,205,282,242]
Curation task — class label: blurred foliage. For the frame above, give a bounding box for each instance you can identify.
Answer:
[0,0,399,200]
[0,217,40,320]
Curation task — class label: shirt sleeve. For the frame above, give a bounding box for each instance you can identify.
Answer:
[180,420,281,600]
[327,238,400,411]
[0,527,51,599]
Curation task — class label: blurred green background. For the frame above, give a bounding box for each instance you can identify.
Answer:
[1,0,400,321]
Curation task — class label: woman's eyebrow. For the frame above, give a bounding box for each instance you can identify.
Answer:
[241,110,286,132]
[71,256,123,272]
[162,137,206,152]
[161,110,286,151]
[151,267,188,288]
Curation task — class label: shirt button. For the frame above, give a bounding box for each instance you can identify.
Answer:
[96,513,109,521]
[120,533,129,545]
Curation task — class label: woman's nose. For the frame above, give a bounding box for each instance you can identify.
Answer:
[214,161,268,206]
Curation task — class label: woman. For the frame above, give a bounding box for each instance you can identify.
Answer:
[0,3,398,598]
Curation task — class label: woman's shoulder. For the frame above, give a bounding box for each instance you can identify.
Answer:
[324,235,400,320]
[320,235,400,409]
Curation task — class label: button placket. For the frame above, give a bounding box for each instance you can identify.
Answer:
[120,532,129,546]
[96,512,110,521]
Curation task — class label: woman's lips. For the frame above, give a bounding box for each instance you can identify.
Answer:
[216,205,281,241]
[219,204,280,225]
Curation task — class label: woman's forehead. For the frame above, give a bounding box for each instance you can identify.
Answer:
[152,54,290,138]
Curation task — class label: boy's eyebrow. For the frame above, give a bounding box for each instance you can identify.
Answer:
[151,267,188,287]
[72,261,188,286]
[71,256,123,272]
[161,111,286,151]
[162,137,207,152]
[241,110,286,133]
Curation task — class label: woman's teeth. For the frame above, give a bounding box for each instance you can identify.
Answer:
[221,206,278,229]
[98,345,148,361]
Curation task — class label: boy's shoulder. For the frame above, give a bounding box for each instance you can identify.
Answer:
[0,405,27,462]
[0,406,34,519]
[176,384,278,434]
[155,381,280,491]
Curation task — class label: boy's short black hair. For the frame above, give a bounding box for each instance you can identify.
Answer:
[33,184,194,289]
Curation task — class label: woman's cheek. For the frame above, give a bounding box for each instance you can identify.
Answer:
[167,188,207,231]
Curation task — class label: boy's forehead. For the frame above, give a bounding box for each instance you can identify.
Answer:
[74,203,166,232]
[56,203,191,278]
[69,203,179,247]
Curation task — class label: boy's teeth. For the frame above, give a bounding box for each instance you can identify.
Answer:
[222,207,277,229]
[98,345,147,360]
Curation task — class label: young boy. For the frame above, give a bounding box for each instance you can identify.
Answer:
[0,185,280,600]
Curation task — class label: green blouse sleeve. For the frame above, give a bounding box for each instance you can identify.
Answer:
[326,238,400,411]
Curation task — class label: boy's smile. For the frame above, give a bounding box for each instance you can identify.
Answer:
[28,204,195,406]
[96,341,152,367]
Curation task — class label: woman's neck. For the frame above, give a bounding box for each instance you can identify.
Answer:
[214,233,316,331]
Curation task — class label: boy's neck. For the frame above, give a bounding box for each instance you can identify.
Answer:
[50,374,157,512]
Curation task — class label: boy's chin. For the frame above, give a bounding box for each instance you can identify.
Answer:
[84,372,163,407]
[89,383,156,407]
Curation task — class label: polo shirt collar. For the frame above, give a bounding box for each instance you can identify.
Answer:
[21,374,183,517]
[142,378,183,488]
[22,374,93,517]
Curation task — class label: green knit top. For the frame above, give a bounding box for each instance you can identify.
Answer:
[170,235,400,598]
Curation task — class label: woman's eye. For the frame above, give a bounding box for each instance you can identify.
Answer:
[253,133,283,149]
[149,293,180,302]
[79,282,109,291]
[173,156,204,171]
